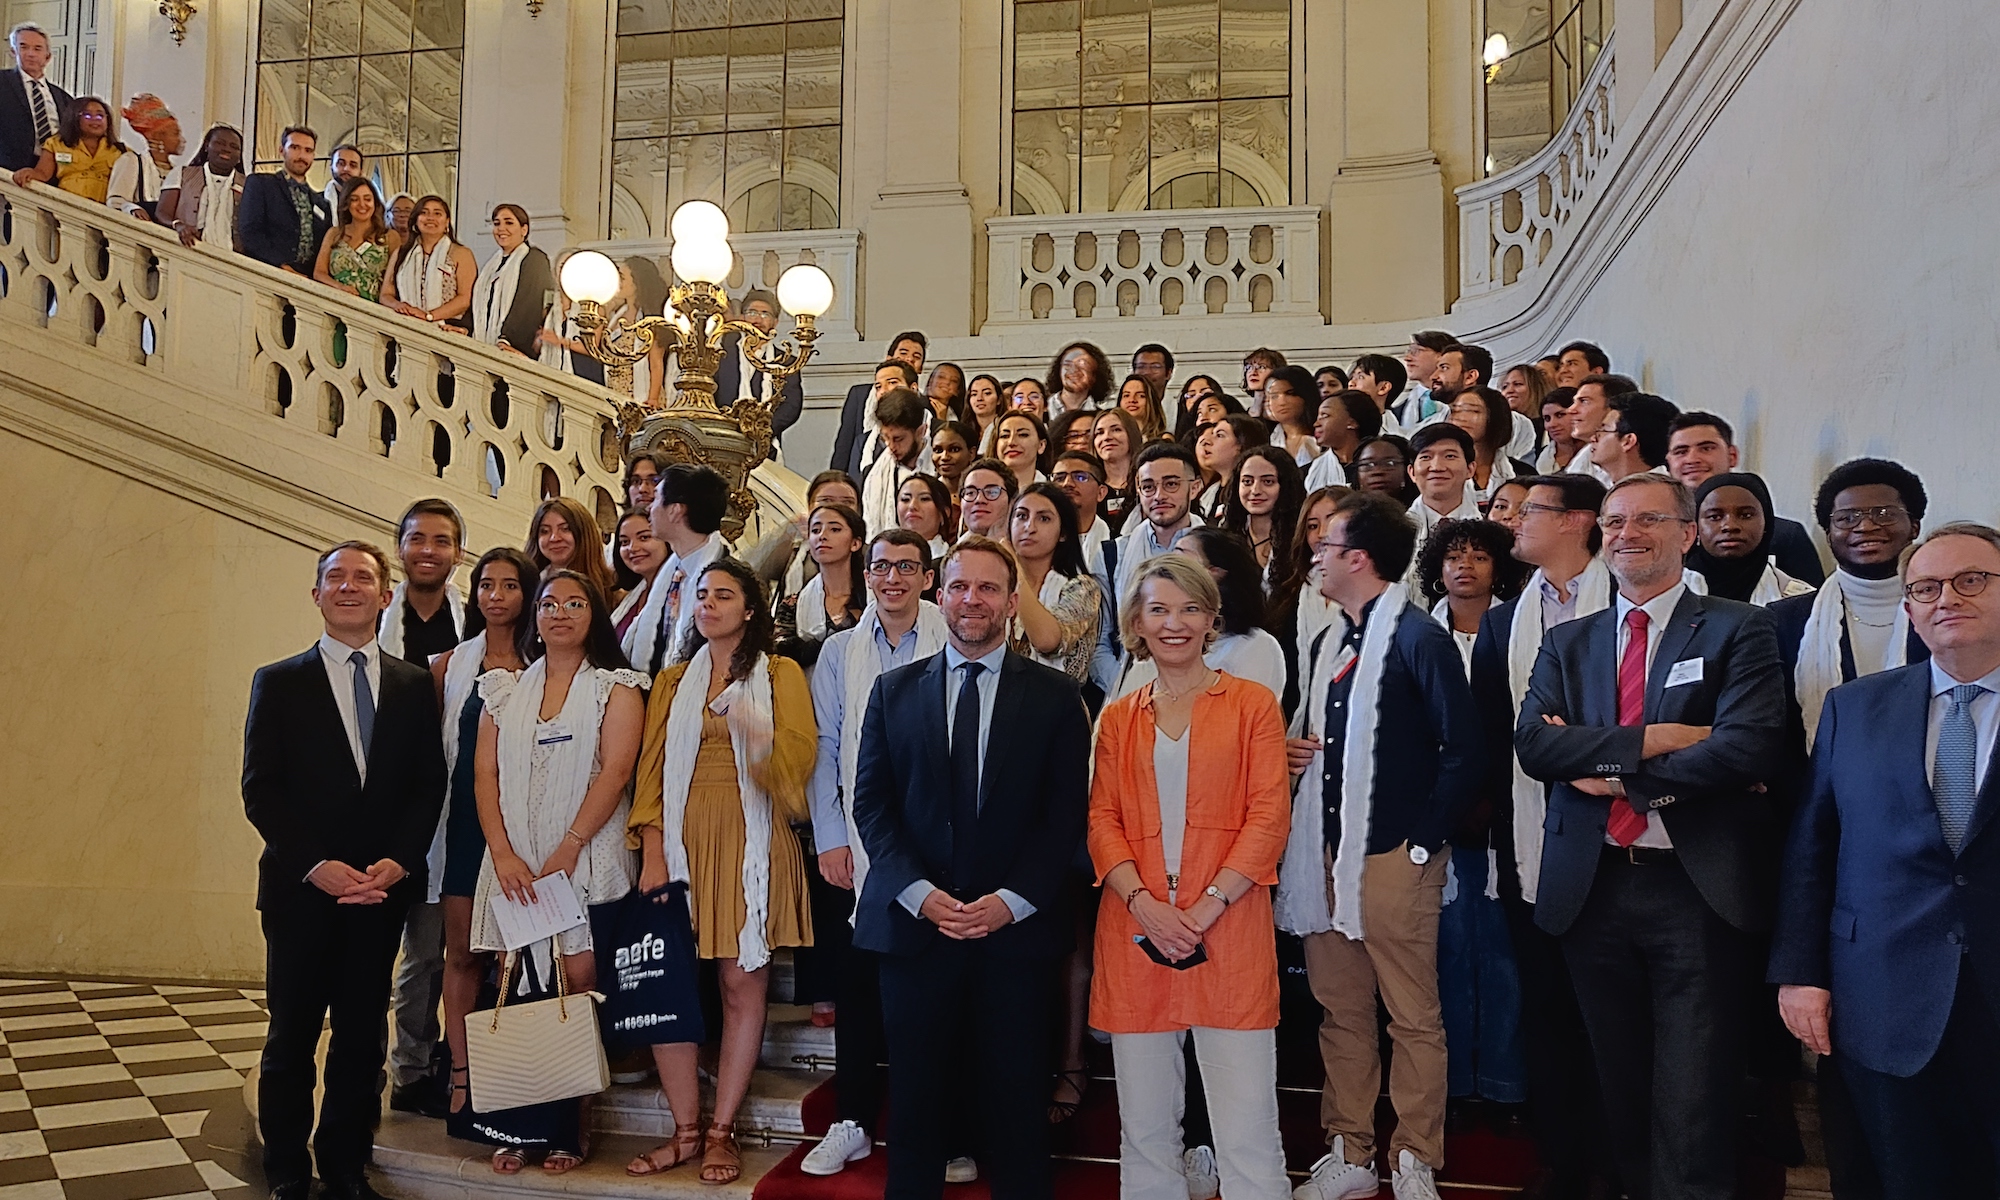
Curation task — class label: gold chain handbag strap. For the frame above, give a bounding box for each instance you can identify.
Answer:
[487,940,570,1031]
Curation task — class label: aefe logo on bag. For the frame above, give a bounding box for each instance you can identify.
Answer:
[615,932,667,970]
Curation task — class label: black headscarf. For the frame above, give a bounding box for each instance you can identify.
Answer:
[1687,471,1777,602]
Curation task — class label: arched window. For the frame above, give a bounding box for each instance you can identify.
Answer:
[611,0,843,238]
[253,0,465,203]
[1011,0,1289,215]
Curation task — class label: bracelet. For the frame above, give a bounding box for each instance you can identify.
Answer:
[562,829,587,847]
[1121,884,1147,907]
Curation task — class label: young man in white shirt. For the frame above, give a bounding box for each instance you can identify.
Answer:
[1553,339,1609,389]
[1091,443,1204,687]
[957,459,1018,541]
[633,463,731,675]
[1586,392,1678,482]
[1407,423,1481,536]
[1052,450,1120,699]
[860,387,930,537]
[1561,373,1639,484]
[1347,353,1409,437]
[1394,331,1455,428]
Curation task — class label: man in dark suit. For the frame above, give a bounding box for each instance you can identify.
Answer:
[0,24,68,172]
[829,330,927,476]
[1772,523,2000,1198]
[714,289,804,455]
[237,125,332,275]
[242,541,447,1200]
[851,535,1091,1200]
[1515,474,1786,1200]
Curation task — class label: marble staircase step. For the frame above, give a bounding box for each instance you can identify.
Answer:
[593,1069,824,1138]
[759,1003,836,1071]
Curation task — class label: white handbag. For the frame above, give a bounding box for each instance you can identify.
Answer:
[465,946,610,1113]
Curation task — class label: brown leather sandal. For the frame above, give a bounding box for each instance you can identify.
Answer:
[700,1126,742,1185]
[627,1125,702,1177]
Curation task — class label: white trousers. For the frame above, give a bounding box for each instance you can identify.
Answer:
[1110,1026,1290,1200]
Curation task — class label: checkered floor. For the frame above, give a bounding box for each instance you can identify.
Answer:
[0,977,267,1200]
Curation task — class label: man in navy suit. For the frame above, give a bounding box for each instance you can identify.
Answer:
[829,330,927,476]
[1772,523,2000,1198]
[0,23,69,172]
[850,535,1091,1200]
[713,289,804,454]
[1515,474,1787,1200]
[242,542,447,1200]
[237,125,332,275]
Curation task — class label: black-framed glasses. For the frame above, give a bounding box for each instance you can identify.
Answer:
[1906,571,1995,604]
[1356,457,1406,471]
[1054,470,1103,487]
[960,483,1008,502]
[1315,540,1356,556]
[865,559,926,578]
[537,598,590,617]
[1829,505,1910,532]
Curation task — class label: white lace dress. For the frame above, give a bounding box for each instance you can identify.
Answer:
[469,665,647,956]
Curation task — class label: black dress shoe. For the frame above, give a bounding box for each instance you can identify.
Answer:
[320,1176,389,1200]
[269,1183,312,1200]
[389,1080,447,1119]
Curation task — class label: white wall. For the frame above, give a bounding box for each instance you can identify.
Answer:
[1538,0,2000,527]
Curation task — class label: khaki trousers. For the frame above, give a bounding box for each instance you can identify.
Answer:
[1300,843,1451,1169]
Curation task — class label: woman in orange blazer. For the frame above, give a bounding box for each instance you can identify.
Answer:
[1089,551,1293,1200]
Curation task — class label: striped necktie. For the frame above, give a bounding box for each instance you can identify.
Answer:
[27,78,53,145]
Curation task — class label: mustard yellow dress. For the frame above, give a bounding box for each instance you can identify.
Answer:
[629,657,816,960]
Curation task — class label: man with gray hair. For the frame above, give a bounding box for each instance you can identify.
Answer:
[1,23,70,172]
[1514,473,1786,1200]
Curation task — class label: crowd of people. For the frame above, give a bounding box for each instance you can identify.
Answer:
[240,299,1997,1200]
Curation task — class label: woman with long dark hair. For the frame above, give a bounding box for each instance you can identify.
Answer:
[629,558,816,1184]
[1046,340,1113,415]
[612,509,668,645]
[1222,445,1307,578]
[525,497,621,603]
[963,374,1006,451]
[1267,486,1348,720]
[470,569,646,1174]
[924,362,966,423]
[388,194,478,330]
[1009,377,1050,422]
[775,502,868,664]
[1447,386,1532,504]
[1116,374,1169,442]
[896,472,955,559]
[468,203,557,358]
[1173,374,1228,441]
[1092,408,1143,533]
[1008,482,1103,683]
[994,409,1052,493]
[315,177,400,304]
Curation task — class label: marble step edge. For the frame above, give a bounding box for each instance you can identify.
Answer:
[594,1069,822,1137]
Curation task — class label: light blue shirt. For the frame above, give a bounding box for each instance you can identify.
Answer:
[809,618,928,852]
[1925,660,2000,793]
[1539,572,1582,629]
[896,642,1035,922]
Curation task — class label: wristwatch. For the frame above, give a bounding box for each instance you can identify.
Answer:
[1203,884,1230,907]
[1606,777,1627,798]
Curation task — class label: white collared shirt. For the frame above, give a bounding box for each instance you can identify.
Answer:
[1610,581,1688,848]
[1925,660,2000,793]
[317,632,381,782]
[662,531,727,653]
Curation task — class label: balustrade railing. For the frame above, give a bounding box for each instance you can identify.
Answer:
[984,206,1322,327]
[1457,38,1616,300]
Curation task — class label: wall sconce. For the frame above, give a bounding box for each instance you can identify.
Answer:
[159,0,195,42]
[525,0,543,15]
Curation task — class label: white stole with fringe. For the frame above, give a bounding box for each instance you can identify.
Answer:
[838,603,948,898]
[377,581,464,661]
[1796,571,1910,751]
[1506,559,1611,904]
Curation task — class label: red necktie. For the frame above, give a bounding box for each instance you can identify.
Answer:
[1607,608,1652,846]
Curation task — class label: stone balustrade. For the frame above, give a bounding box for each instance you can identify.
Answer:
[983,205,1323,328]
[1456,38,1617,300]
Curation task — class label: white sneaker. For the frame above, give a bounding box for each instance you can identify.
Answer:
[1183,1145,1220,1200]
[944,1156,979,1183]
[1291,1137,1381,1200]
[1390,1149,1440,1200]
[800,1121,871,1176]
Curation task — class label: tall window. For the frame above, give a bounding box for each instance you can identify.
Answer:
[610,0,843,239]
[1011,0,1289,216]
[1481,0,1608,174]
[253,0,465,202]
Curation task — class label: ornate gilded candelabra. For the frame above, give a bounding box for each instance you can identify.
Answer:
[559,201,833,539]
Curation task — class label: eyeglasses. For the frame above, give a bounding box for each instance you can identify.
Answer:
[1905,571,1995,604]
[1137,477,1188,495]
[538,598,590,617]
[866,560,926,578]
[1356,457,1406,471]
[1315,540,1355,556]
[1054,470,1103,487]
[1598,512,1686,534]
[1516,501,1576,519]
[960,483,1008,502]
[1829,505,1909,532]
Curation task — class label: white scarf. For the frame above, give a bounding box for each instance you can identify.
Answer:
[195,165,237,238]
[1796,570,1910,751]
[795,574,831,641]
[1274,582,1410,940]
[472,660,648,972]
[472,243,529,346]
[861,441,932,539]
[611,577,650,631]
[838,604,948,898]
[396,234,457,314]
[376,581,464,661]
[1683,563,1811,608]
[428,631,499,903]
[656,647,780,971]
[1506,560,1611,904]
[539,302,576,373]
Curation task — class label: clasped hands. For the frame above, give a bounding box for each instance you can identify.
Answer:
[1129,891,1224,962]
[1540,714,1712,794]
[308,858,407,904]
[919,889,1016,940]
[491,840,583,905]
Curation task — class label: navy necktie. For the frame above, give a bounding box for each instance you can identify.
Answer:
[950,662,986,892]
[349,649,376,763]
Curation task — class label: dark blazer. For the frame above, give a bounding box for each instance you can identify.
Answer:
[1515,588,1787,935]
[1768,585,1929,784]
[493,246,557,357]
[1470,597,1530,895]
[714,331,805,448]
[236,172,332,273]
[1769,664,2000,1076]
[1769,517,1825,587]
[828,381,874,476]
[240,646,447,910]
[0,69,69,172]
[850,650,1092,960]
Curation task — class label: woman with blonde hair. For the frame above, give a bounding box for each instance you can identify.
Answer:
[1089,552,1292,1200]
[525,496,621,603]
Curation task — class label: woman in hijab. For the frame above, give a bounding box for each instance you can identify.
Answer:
[1686,472,1815,607]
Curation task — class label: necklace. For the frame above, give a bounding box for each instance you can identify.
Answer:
[1154,668,1216,703]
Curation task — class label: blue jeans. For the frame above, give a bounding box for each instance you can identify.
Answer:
[1437,847,1526,1102]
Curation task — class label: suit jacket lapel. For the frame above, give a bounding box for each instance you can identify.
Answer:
[1588,608,1621,726]
[980,656,1028,816]
[1645,590,1706,717]
[921,654,950,809]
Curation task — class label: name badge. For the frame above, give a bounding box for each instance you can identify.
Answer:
[1666,657,1704,688]
[536,731,574,746]
[1329,646,1359,683]
[54,152,72,164]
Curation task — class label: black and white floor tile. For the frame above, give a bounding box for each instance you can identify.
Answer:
[0,977,267,1200]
